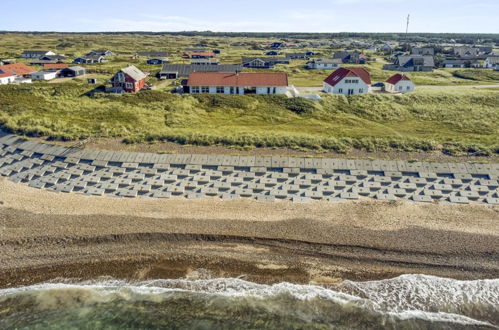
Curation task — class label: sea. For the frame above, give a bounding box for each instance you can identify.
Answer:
[0,274,497,329]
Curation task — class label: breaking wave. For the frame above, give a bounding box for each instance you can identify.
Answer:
[0,274,497,329]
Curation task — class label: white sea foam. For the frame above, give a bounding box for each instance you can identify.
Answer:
[0,274,497,327]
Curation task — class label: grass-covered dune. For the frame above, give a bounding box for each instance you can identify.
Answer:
[0,84,498,156]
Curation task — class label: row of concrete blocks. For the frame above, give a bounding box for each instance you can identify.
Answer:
[4,158,497,191]
[10,167,499,204]
[30,182,499,205]
[1,153,498,183]
[1,141,499,204]
[1,136,499,175]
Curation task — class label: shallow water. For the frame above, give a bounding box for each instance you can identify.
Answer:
[0,274,497,329]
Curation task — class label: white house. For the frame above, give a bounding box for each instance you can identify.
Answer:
[0,63,35,85]
[307,58,342,70]
[484,56,499,68]
[187,72,289,95]
[30,71,58,80]
[385,73,415,94]
[323,67,371,96]
[21,50,56,58]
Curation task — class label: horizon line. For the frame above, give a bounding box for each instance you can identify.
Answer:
[0,30,498,36]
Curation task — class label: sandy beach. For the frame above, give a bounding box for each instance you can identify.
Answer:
[1,176,498,288]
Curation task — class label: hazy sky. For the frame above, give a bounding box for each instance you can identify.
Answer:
[1,0,498,33]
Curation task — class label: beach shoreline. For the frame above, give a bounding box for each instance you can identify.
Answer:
[1,177,498,288]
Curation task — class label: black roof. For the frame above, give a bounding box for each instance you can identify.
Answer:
[159,64,243,77]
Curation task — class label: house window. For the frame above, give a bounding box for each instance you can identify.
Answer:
[117,72,125,82]
[191,86,200,94]
[399,86,403,91]
[125,82,134,89]
[359,88,364,93]
[216,86,224,93]
[407,86,410,90]
[338,88,343,93]
[201,86,209,93]
[347,89,354,95]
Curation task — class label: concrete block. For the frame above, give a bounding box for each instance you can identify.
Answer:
[340,192,359,200]
[485,197,499,205]
[412,195,433,203]
[375,193,397,201]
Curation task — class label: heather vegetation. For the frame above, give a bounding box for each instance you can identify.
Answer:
[1,84,497,156]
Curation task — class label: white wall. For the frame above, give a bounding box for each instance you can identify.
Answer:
[0,76,15,85]
[386,80,415,93]
[308,62,340,69]
[323,78,369,96]
[190,86,287,95]
[31,72,57,80]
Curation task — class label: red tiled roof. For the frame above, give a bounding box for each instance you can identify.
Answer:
[43,63,69,69]
[187,72,288,87]
[0,63,36,78]
[386,73,411,85]
[323,67,371,87]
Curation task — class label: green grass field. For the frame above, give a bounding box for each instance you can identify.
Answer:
[1,33,499,88]
[1,33,498,156]
[1,82,497,156]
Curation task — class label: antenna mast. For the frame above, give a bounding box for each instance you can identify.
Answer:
[405,14,410,50]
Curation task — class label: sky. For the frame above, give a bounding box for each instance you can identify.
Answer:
[1,0,498,33]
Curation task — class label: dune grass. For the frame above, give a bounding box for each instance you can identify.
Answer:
[1,83,497,156]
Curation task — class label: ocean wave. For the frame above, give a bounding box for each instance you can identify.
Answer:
[0,274,497,328]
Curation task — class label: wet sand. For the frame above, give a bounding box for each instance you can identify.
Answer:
[0,177,498,288]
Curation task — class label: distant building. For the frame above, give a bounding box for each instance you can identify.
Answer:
[190,58,219,66]
[158,64,243,79]
[73,56,106,64]
[385,73,415,94]
[39,55,66,61]
[29,59,61,66]
[59,66,86,77]
[183,52,215,59]
[306,58,342,70]
[21,50,56,58]
[43,63,69,71]
[265,51,279,56]
[30,71,58,81]
[484,56,499,68]
[453,46,479,58]
[147,58,169,65]
[411,47,435,56]
[242,57,290,68]
[285,53,309,60]
[383,55,434,72]
[323,67,371,96]
[478,46,493,55]
[442,59,467,68]
[332,51,366,64]
[0,63,35,84]
[85,50,114,57]
[186,72,289,95]
[110,65,148,93]
[269,42,285,49]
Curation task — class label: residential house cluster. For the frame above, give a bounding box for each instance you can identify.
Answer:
[323,67,415,96]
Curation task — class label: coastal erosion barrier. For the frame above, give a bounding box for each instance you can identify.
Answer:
[0,133,498,204]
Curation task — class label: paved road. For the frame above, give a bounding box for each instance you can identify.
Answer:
[296,84,499,92]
